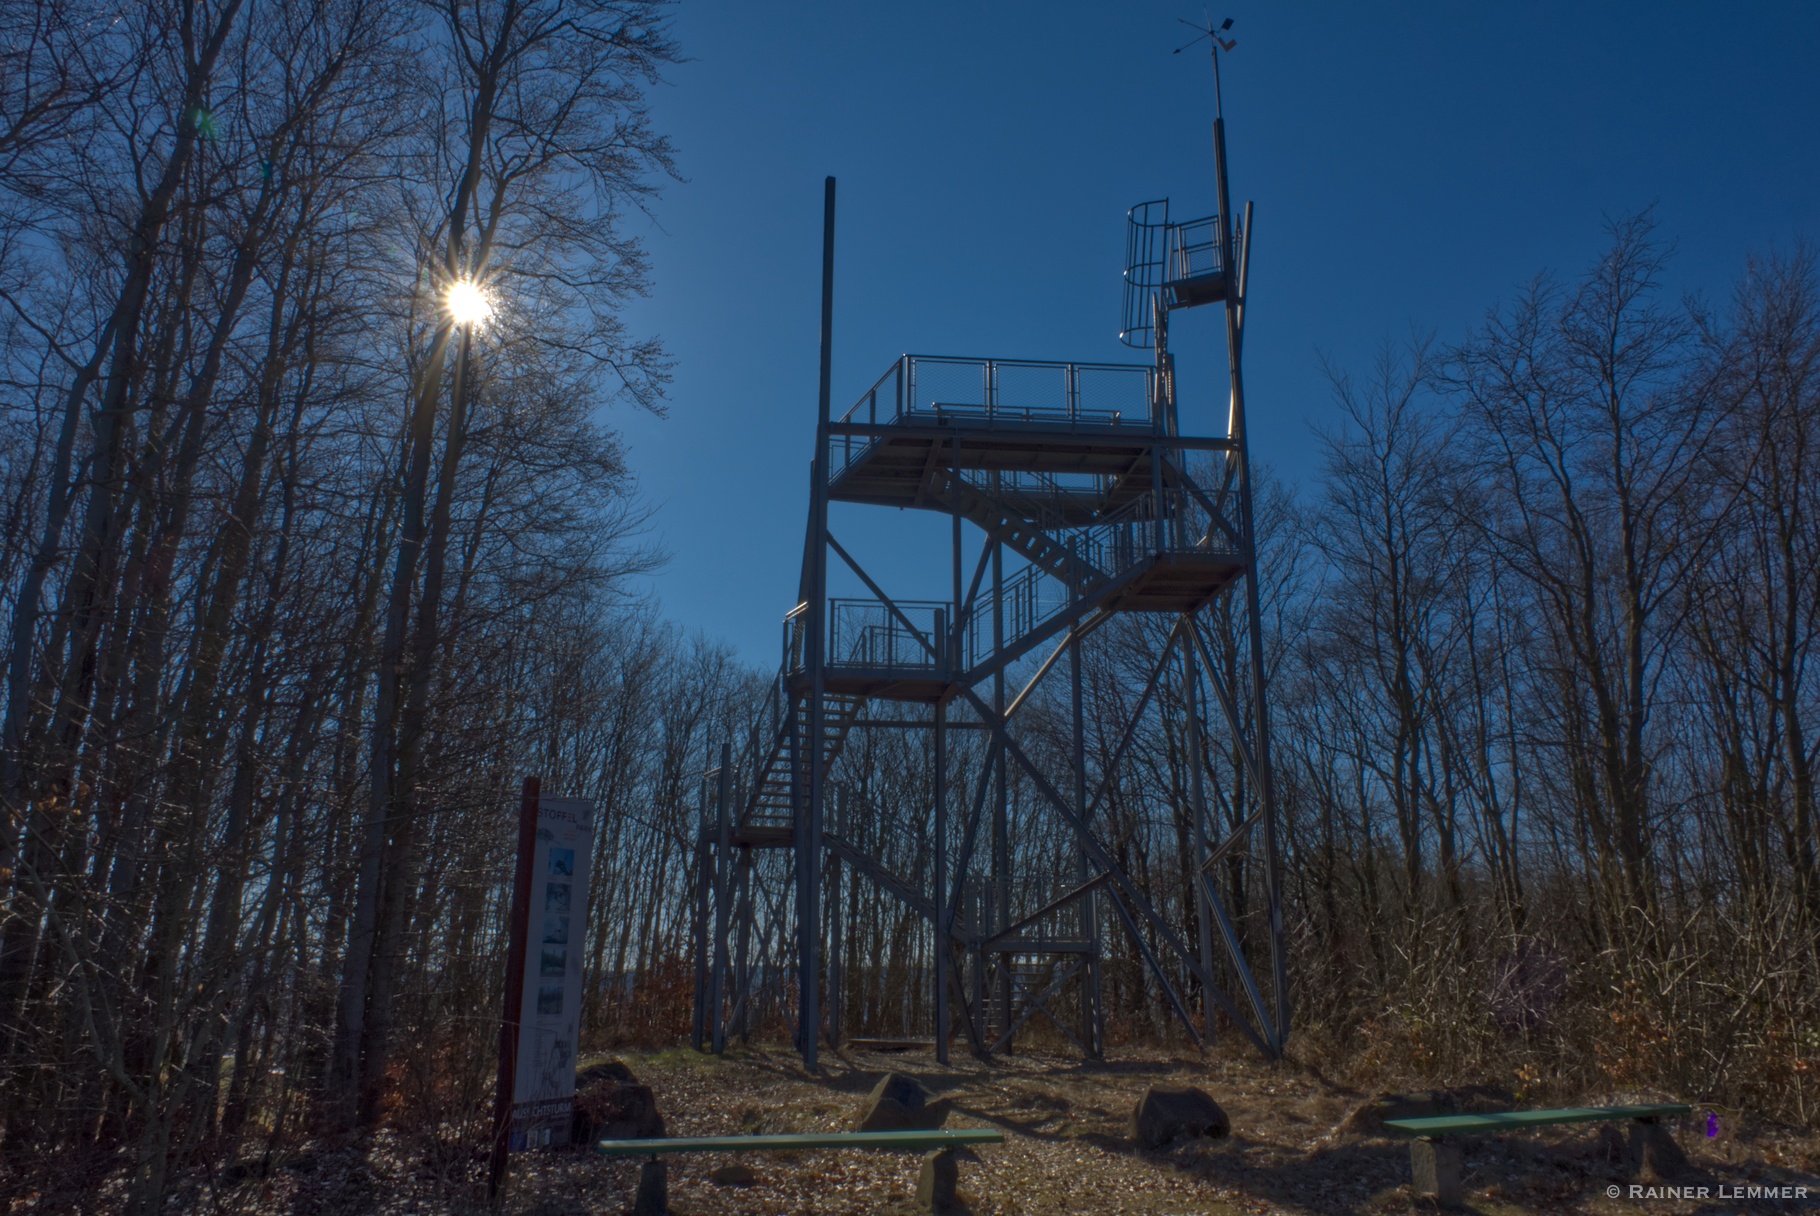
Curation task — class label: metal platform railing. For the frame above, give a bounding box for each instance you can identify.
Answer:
[832,355,1156,480]
[829,599,946,671]
[785,494,1245,683]
[1167,216,1225,290]
[952,495,1148,669]
[1120,199,1234,348]
[785,464,1245,687]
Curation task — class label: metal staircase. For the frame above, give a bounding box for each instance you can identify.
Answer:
[740,689,866,828]
[931,472,1113,594]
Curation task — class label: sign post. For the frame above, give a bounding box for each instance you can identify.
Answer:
[488,778,596,1200]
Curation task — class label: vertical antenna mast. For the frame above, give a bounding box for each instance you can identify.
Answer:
[1176,15,1236,119]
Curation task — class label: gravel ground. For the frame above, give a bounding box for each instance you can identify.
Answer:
[13,1045,1817,1214]
[503,1044,1820,1216]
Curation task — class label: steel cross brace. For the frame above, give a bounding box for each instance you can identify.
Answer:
[979,872,1112,953]
[1158,453,1245,550]
[989,961,1084,1054]
[826,530,943,664]
[822,831,945,932]
[1184,611,1287,1051]
[1186,613,1265,792]
[1001,608,1115,723]
[945,733,1006,929]
[952,682,1270,1055]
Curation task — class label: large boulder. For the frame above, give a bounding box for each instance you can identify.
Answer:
[855,1072,951,1132]
[1342,1090,1456,1135]
[1130,1084,1229,1149]
[572,1059,666,1146]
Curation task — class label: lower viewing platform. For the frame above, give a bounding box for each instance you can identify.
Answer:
[789,546,1248,703]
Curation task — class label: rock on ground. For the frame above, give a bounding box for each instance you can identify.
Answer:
[1340,1085,1514,1135]
[1130,1083,1230,1149]
[707,1162,756,1186]
[572,1059,667,1144]
[856,1071,951,1132]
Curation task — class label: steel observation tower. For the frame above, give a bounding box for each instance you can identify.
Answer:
[691,35,1288,1068]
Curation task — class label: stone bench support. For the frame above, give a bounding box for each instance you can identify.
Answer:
[1410,1137,1463,1206]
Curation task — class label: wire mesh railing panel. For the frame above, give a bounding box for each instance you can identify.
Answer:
[829,356,1159,481]
[829,599,945,671]
[872,356,1156,428]
[965,468,1110,497]
[962,562,1068,670]
[1062,491,1154,581]
[959,469,1108,531]
[1167,214,1225,285]
[1075,364,1153,424]
[991,361,1074,423]
[907,357,990,417]
[1161,478,1246,558]
[831,359,908,479]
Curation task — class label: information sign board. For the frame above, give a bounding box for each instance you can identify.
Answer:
[507,795,594,1149]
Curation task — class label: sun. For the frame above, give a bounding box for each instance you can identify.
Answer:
[445,278,493,327]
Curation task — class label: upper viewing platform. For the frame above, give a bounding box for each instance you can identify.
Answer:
[1120,201,1233,348]
[829,355,1214,511]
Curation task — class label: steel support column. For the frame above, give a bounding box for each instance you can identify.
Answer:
[1071,638,1104,1057]
[797,176,837,1069]
[691,773,710,1051]
[1214,114,1289,1045]
[933,651,950,1066]
[732,844,753,1043]
[1182,628,1218,1040]
[709,745,732,1054]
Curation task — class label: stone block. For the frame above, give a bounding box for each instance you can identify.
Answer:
[916,1148,959,1213]
[632,1158,667,1216]
[1627,1118,1690,1181]
[1410,1138,1463,1208]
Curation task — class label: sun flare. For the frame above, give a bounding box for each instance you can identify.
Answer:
[445,279,493,327]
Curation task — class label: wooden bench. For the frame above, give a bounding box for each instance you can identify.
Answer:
[596,1128,1005,1215]
[1384,1103,1691,1205]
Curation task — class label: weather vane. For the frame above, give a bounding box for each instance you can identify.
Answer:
[1173,15,1237,119]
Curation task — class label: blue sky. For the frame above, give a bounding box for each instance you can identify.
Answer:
[612,1,1820,666]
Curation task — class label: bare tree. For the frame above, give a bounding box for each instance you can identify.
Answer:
[1449,215,1709,944]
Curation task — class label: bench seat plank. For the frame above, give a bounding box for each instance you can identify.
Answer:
[1384,1103,1690,1137]
[595,1129,1005,1158]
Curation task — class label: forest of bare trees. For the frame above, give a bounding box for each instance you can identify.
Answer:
[0,0,709,1209]
[1,1,1816,1211]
